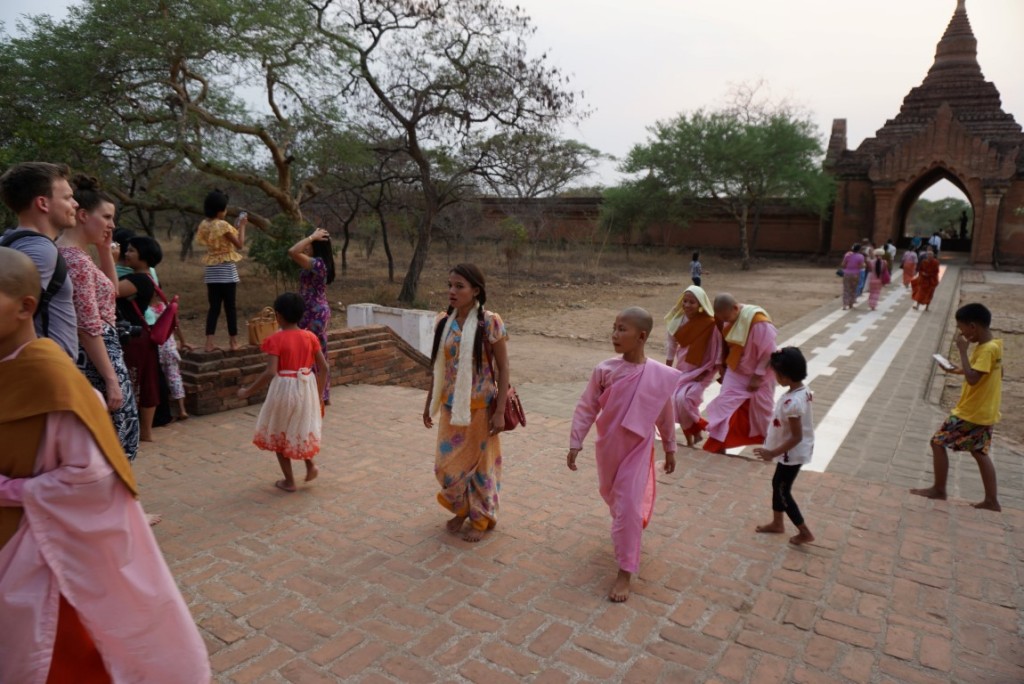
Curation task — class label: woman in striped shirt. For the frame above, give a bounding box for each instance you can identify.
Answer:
[195,190,247,351]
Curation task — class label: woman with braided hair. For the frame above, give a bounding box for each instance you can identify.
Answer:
[422,264,510,542]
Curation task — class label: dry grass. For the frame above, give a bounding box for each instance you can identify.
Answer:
[156,238,737,345]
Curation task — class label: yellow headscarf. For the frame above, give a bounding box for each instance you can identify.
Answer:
[665,285,714,335]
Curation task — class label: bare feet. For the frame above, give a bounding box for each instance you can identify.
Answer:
[445,515,467,534]
[691,431,704,446]
[275,479,297,492]
[789,531,815,545]
[146,513,162,526]
[972,499,1002,512]
[305,464,319,483]
[685,434,695,448]
[608,569,631,602]
[460,518,495,542]
[910,486,947,500]
[756,523,785,534]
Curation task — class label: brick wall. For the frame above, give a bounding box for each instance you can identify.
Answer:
[180,325,431,416]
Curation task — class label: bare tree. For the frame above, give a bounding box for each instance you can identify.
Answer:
[307,0,583,302]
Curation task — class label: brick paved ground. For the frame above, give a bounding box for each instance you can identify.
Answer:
[136,266,1024,683]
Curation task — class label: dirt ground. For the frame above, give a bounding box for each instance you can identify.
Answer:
[152,238,1020,447]
[158,244,833,382]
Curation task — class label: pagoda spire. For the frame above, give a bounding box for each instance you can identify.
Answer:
[923,0,982,84]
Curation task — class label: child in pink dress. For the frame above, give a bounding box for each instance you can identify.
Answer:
[866,248,891,311]
[239,292,328,492]
[568,307,681,602]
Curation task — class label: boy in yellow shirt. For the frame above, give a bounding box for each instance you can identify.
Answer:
[912,303,1002,511]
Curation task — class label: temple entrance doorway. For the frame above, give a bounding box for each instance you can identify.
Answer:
[899,172,974,254]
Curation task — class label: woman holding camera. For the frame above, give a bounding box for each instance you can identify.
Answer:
[117,236,164,443]
[56,176,140,460]
[195,189,246,351]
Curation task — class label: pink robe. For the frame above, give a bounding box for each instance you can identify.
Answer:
[667,325,724,430]
[570,358,680,573]
[704,320,777,446]
[0,395,210,682]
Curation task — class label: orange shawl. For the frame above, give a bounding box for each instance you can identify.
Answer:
[0,339,137,549]
[673,313,717,367]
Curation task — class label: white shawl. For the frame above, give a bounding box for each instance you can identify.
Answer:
[430,302,480,426]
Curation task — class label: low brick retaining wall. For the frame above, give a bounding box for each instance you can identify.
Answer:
[180,325,431,416]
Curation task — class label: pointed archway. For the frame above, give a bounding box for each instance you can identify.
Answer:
[898,171,974,251]
[824,0,1024,266]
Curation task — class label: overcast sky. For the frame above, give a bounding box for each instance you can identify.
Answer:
[3,0,1022,199]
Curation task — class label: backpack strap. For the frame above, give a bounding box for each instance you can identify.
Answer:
[0,230,67,336]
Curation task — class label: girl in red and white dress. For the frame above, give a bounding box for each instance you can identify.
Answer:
[238,292,329,492]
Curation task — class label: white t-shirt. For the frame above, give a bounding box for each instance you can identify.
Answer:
[764,386,814,465]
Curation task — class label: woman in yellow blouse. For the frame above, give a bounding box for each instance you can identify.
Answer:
[195,190,247,351]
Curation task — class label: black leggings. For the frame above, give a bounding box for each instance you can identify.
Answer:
[771,463,804,526]
[205,282,238,336]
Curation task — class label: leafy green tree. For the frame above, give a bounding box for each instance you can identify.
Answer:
[611,98,832,269]
[477,131,606,264]
[906,197,971,237]
[1,0,350,227]
[307,0,583,302]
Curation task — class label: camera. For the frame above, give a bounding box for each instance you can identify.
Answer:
[116,319,143,344]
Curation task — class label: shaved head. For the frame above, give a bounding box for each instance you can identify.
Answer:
[618,306,653,335]
[713,293,738,312]
[0,246,40,300]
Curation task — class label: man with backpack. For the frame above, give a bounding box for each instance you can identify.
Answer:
[0,162,79,358]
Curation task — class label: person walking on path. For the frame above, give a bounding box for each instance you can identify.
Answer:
[0,247,210,684]
[238,292,328,492]
[568,307,680,602]
[703,294,777,454]
[866,247,891,311]
[664,285,723,447]
[911,247,940,311]
[423,264,509,543]
[900,246,919,289]
[195,189,246,351]
[912,303,1002,511]
[288,226,335,403]
[57,175,140,459]
[839,244,865,310]
[753,347,816,546]
[855,239,873,298]
[689,251,707,287]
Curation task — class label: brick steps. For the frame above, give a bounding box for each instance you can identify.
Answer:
[180,325,430,415]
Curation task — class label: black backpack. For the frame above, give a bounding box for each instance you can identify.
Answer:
[0,229,68,336]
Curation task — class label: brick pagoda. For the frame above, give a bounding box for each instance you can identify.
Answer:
[824,0,1024,266]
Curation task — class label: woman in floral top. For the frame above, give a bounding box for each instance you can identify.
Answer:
[288,227,335,402]
[56,175,140,459]
[422,264,509,542]
[195,189,247,351]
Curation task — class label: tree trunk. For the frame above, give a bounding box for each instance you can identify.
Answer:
[738,203,751,270]
[379,208,395,283]
[399,211,434,303]
[340,214,354,274]
[750,202,762,257]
